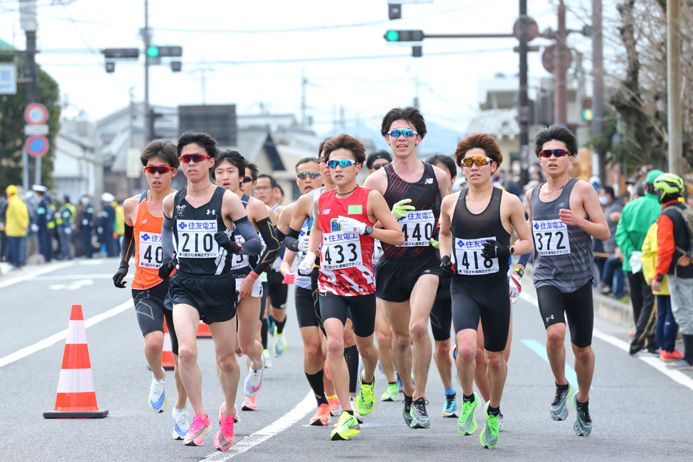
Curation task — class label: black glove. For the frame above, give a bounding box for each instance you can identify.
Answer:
[482,239,511,260]
[158,258,176,280]
[112,263,128,288]
[214,231,242,254]
[440,255,455,278]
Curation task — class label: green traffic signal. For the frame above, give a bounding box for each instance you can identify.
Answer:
[146,46,160,58]
[385,30,400,42]
[582,108,593,122]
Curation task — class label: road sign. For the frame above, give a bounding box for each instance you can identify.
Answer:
[24,103,48,125]
[513,17,540,42]
[542,44,572,74]
[25,135,49,158]
[24,124,49,136]
[0,63,17,95]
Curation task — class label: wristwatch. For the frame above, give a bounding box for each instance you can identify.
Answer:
[364,225,374,235]
[513,267,525,278]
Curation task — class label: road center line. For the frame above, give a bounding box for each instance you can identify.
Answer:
[0,300,133,368]
[201,391,314,461]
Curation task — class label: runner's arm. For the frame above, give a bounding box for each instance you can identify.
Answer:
[368,190,405,246]
[235,216,262,255]
[438,194,455,258]
[249,216,281,278]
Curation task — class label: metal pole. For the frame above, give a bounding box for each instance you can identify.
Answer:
[519,0,530,186]
[667,0,683,176]
[592,0,606,184]
[143,0,151,144]
[554,0,567,125]
[25,29,39,187]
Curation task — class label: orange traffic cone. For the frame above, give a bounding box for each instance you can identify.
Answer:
[162,320,175,371]
[196,320,212,338]
[44,304,108,418]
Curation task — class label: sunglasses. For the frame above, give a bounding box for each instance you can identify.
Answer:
[372,162,389,171]
[143,165,175,175]
[461,156,494,167]
[538,149,571,158]
[327,159,358,169]
[387,129,418,138]
[179,153,211,163]
[296,171,321,180]
[241,176,254,184]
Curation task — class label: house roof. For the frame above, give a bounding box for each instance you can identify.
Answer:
[465,108,519,140]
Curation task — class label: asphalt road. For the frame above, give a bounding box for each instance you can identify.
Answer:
[0,258,691,461]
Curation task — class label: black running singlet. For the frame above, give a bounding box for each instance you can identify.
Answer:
[172,186,232,275]
[382,162,441,259]
[229,194,260,278]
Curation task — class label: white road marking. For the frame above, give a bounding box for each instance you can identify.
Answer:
[0,300,133,368]
[49,279,94,290]
[30,274,113,281]
[0,262,74,289]
[519,292,693,391]
[201,391,314,461]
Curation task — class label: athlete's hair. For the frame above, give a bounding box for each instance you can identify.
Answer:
[212,150,246,181]
[296,157,320,172]
[141,139,179,168]
[534,125,578,157]
[319,137,332,162]
[426,154,457,181]
[380,106,427,139]
[323,133,366,164]
[177,130,220,159]
[455,133,503,168]
[246,162,259,181]
[257,174,278,188]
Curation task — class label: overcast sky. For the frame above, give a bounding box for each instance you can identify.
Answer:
[0,0,609,134]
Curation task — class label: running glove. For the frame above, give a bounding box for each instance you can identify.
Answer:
[482,239,511,260]
[429,238,440,249]
[214,231,242,254]
[336,216,366,235]
[158,258,176,280]
[298,252,317,274]
[298,234,311,252]
[509,273,521,304]
[392,198,415,221]
[112,262,128,288]
[440,255,455,277]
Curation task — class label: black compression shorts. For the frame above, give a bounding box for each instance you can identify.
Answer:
[430,274,452,342]
[267,269,288,309]
[295,286,322,328]
[168,271,237,324]
[536,281,594,348]
[375,253,441,303]
[319,292,376,338]
[132,282,179,355]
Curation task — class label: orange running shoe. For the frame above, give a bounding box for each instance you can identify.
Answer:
[327,396,340,417]
[309,403,331,426]
[242,395,258,411]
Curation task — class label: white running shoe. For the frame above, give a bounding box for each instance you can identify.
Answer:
[171,407,189,440]
[263,349,273,368]
[244,363,265,397]
[148,370,167,413]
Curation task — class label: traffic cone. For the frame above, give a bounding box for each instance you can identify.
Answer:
[162,320,175,371]
[196,320,212,338]
[44,304,108,418]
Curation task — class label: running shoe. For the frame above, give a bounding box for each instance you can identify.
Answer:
[310,403,331,426]
[183,412,212,446]
[171,407,189,440]
[330,412,361,441]
[550,384,572,421]
[214,409,235,451]
[273,329,287,357]
[355,371,375,416]
[262,349,273,368]
[242,395,257,411]
[402,395,413,427]
[267,317,276,336]
[410,398,431,429]
[498,412,504,432]
[442,394,458,418]
[381,383,399,402]
[328,396,340,417]
[457,393,479,436]
[148,373,167,413]
[396,373,403,393]
[660,349,684,361]
[219,403,239,425]
[349,397,364,424]
[572,395,592,437]
[479,402,500,449]
[244,363,265,397]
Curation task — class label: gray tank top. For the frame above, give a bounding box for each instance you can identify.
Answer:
[530,177,593,292]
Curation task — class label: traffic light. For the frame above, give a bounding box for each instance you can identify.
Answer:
[384,30,424,42]
[412,46,422,58]
[581,97,593,122]
[388,3,402,20]
[147,45,183,58]
[105,62,115,73]
[102,48,139,59]
[171,61,182,72]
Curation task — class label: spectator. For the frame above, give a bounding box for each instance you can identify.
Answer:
[0,191,8,262]
[113,199,124,255]
[76,193,95,258]
[57,195,74,260]
[99,193,117,257]
[599,186,625,299]
[4,185,29,270]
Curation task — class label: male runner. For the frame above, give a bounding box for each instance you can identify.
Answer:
[112,139,189,439]
[526,125,609,437]
[213,150,281,412]
[160,131,263,451]
[299,133,405,441]
[439,134,532,449]
[363,107,451,428]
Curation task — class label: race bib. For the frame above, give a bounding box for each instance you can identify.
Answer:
[176,220,220,258]
[139,232,163,269]
[321,231,362,270]
[230,234,249,270]
[453,236,499,275]
[398,210,435,247]
[532,219,571,256]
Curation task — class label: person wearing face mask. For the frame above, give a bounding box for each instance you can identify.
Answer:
[598,187,625,299]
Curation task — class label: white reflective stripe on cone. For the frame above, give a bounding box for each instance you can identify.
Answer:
[57,368,95,393]
[66,320,88,344]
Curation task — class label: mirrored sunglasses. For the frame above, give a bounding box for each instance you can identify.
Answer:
[179,153,211,163]
[296,171,321,180]
[538,149,571,158]
[143,165,175,175]
[327,159,358,169]
[461,156,494,167]
[387,129,418,138]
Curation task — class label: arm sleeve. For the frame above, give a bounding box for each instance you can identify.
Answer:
[162,215,175,260]
[119,224,135,266]
[517,252,531,267]
[655,214,675,278]
[252,217,282,274]
[234,216,262,255]
[283,227,301,252]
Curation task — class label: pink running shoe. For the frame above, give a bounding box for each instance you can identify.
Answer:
[214,409,235,451]
[183,412,212,446]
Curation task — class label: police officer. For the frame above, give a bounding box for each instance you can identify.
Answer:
[33,185,52,263]
[57,195,75,260]
[79,193,95,258]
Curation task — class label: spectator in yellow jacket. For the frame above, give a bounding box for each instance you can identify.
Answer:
[5,185,29,269]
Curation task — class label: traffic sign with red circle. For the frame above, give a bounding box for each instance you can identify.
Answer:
[26,135,49,157]
[24,103,49,125]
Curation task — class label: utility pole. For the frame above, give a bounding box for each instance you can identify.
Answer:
[592,0,606,184]
[519,0,530,185]
[301,68,307,127]
[667,0,683,176]
[413,73,420,109]
[554,0,568,125]
[20,0,39,190]
[142,0,151,144]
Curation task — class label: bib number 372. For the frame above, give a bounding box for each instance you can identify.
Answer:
[532,219,570,256]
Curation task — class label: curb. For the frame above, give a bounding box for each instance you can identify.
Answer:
[593,291,634,327]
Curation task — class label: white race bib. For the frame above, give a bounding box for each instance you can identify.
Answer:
[398,210,435,247]
[176,220,220,258]
[230,234,249,270]
[532,219,571,256]
[321,231,362,270]
[453,236,499,275]
[139,232,164,269]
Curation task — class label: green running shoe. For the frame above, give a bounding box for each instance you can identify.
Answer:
[409,398,431,429]
[457,393,479,436]
[572,394,592,437]
[330,412,361,441]
[479,402,500,449]
[381,383,399,402]
[550,384,572,421]
[498,412,504,432]
[355,371,375,416]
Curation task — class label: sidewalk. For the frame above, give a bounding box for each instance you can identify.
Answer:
[593,290,634,328]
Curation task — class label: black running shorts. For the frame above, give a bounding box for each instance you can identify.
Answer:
[267,269,288,309]
[319,292,376,338]
[168,271,237,324]
[375,253,441,303]
[536,281,594,348]
[295,286,322,328]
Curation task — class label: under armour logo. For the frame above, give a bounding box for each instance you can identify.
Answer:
[425,178,434,184]
[545,314,555,323]
[206,209,216,215]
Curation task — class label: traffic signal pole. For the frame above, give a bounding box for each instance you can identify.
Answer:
[143,0,151,144]
[519,0,530,186]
